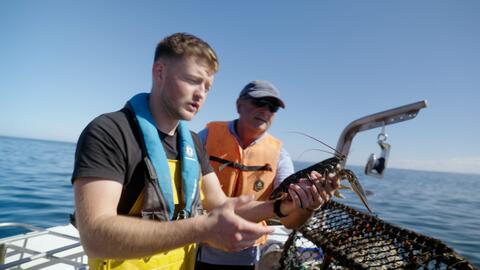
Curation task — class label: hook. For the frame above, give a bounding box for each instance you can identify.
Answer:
[365,122,391,178]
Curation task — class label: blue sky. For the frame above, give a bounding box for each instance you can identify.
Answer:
[1,1,479,174]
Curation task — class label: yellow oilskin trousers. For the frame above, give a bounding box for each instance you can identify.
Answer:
[88,245,197,270]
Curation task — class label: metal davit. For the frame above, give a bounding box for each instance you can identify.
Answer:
[336,100,428,167]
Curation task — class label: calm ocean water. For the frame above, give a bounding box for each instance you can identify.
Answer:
[0,136,479,266]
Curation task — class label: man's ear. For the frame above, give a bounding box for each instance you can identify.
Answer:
[236,99,243,114]
[152,61,165,81]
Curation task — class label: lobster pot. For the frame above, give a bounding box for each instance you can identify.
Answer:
[279,201,477,270]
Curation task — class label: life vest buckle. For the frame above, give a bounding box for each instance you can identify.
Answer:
[176,209,189,220]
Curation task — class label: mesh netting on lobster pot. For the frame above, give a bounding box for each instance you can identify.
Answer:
[279,200,477,270]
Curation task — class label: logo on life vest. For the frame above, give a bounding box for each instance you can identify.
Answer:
[254,179,264,191]
[185,145,194,158]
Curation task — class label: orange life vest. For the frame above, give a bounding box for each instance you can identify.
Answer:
[205,121,282,201]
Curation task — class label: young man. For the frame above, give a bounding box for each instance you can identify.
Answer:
[196,80,337,269]
[72,33,337,270]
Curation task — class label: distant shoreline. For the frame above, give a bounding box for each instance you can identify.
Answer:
[0,135,76,145]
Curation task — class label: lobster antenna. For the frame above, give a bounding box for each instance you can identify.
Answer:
[295,148,338,161]
[288,131,344,158]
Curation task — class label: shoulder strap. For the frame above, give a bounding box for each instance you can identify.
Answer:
[209,156,272,172]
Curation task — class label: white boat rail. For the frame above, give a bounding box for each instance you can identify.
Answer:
[0,222,87,270]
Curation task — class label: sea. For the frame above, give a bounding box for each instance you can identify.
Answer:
[0,136,479,267]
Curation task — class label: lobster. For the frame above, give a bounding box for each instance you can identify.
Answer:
[269,133,373,214]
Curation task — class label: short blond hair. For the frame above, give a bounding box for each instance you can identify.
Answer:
[154,32,219,73]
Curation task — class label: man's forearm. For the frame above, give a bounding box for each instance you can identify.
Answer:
[234,199,276,223]
[235,199,314,229]
[78,213,208,259]
[279,207,312,229]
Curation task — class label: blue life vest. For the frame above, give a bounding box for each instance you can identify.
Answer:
[128,93,200,220]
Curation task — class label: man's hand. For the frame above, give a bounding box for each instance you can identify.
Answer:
[283,170,340,214]
[200,195,274,252]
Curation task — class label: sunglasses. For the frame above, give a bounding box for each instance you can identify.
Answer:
[249,98,280,113]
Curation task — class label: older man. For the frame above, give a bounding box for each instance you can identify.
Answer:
[196,80,338,269]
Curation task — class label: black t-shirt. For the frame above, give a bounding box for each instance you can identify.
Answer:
[71,107,213,215]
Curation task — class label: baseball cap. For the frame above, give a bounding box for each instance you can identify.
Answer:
[239,80,285,108]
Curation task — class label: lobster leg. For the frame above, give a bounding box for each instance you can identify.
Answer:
[343,169,373,214]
